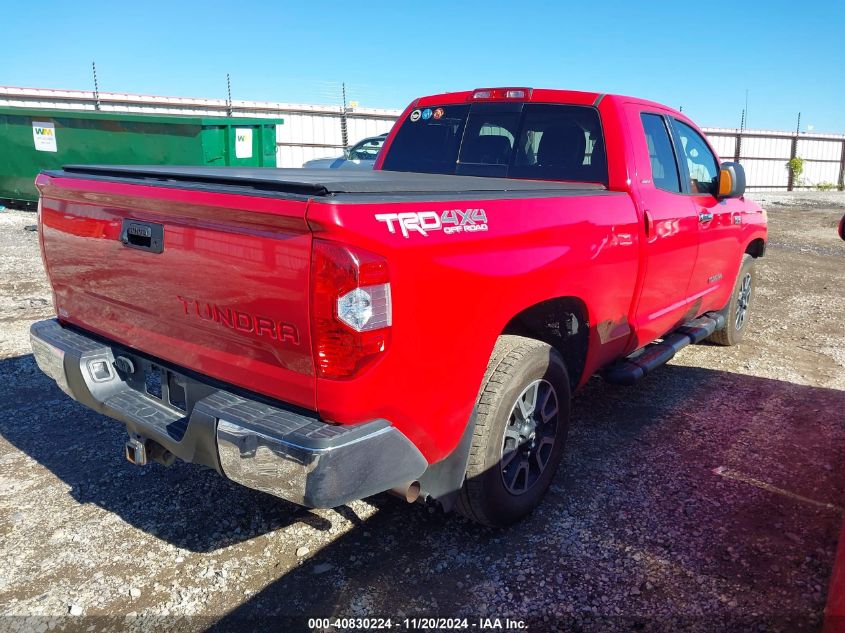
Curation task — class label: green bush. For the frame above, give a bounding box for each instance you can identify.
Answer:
[786,156,804,179]
[817,182,836,191]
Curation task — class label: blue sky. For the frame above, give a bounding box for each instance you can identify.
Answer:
[2,0,843,132]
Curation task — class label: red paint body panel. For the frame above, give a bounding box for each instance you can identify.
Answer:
[36,175,316,410]
[824,521,845,632]
[36,87,767,468]
[309,193,640,460]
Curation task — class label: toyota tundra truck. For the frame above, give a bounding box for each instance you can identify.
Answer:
[30,87,767,526]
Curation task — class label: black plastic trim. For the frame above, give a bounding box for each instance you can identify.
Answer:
[49,165,609,197]
[602,313,726,385]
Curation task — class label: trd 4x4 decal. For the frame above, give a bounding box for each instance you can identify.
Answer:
[375,209,488,238]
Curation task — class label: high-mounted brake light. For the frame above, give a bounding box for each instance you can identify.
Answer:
[311,240,391,380]
[469,87,532,102]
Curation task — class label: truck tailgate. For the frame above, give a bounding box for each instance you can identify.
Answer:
[35,172,316,410]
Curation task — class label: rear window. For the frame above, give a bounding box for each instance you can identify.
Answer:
[382,102,607,185]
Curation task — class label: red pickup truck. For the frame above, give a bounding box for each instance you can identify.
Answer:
[31,87,766,526]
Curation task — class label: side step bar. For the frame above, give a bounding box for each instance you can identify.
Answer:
[602,312,725,385]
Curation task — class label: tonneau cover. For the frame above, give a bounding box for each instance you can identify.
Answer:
[55,165,606,197]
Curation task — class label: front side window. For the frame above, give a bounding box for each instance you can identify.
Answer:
[674,120,719,196]
[640,113,681,193]
[382,103,607,184]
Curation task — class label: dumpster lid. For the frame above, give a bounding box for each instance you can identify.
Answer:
[0,106,282,127]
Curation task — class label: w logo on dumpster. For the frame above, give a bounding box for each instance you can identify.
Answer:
[32,121,58,152]
[234,128,253,159]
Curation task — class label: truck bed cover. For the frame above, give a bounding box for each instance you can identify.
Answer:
[52,165,611,201]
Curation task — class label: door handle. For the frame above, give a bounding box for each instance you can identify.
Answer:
[698,211,714,223]
[644,210,654,237]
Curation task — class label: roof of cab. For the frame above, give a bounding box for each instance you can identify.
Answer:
[412,88,685,119]
[415,88,602,108]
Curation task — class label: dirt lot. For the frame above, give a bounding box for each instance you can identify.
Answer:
[0,193,843,632]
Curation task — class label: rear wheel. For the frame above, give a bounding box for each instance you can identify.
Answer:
[709,254,756,346]
[456,335,570,527]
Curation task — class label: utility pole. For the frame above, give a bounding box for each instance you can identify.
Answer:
[788,112,801,191]
[340,82,349,151]
[744,89,748,129]
[92,61,101,111]
[735,107,745,163]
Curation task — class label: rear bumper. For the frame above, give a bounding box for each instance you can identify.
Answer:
[30,318,427,508]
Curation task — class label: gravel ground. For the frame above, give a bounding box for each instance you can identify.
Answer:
[0,192,844,632]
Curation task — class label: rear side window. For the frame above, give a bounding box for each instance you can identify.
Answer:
[382,103,607,185]
[640,113,681,193]
[673,120,719,196]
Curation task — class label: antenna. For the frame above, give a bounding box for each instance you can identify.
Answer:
[226,73,233,117]
[92,61,101,111]
[796,112,801,135]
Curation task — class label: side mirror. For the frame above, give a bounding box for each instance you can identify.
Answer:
[718,161,746,198]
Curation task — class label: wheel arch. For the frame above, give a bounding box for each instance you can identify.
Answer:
[417,296,589,512]
[500,296,590,391]
[745,237,766,258]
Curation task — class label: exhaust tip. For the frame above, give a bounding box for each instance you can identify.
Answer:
[391,481,421,503]
[406,481,421,503]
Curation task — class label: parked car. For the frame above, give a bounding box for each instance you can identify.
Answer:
[302,133,387,169]
[31,87,766,526]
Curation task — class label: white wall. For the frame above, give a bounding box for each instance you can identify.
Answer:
[275,113,397,167]
[705,128,845,189]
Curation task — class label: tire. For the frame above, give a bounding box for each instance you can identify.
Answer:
[456,335,570,527]
[709,254,756,346]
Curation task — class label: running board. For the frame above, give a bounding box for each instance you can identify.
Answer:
[602,313,725,385]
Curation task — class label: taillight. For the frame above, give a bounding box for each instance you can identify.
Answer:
[311,239,391,379]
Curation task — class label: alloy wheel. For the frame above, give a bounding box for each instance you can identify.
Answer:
[500,379,559,496]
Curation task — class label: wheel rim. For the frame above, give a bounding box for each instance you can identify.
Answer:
[735,272,752,331]
[500,379,559,496]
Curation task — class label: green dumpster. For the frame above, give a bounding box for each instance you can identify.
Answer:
[0,107,283,205]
